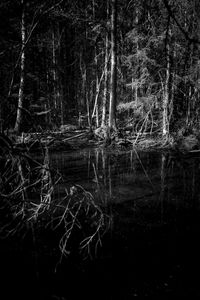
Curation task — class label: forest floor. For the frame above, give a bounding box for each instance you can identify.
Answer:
[6,124,200,156]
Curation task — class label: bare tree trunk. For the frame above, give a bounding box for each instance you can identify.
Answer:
[14,0,26,134]
[163,19,171,137]
[52,24,62,114]
[57,28,64,126]
[101,1,109,127]
[109,0,117,130]
[135,7,139,107]
[92,67,106,119]
[93,0,99,128]
[52,22,64,126]
[94,44,99,128]
[169,41,177,124]
[52,26,57,111]
[163,62,170,136]
[86,92,91,129]
[186,42,194,125]
[46,58,52,125]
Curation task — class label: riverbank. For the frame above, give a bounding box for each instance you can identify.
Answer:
[2,125,200,156]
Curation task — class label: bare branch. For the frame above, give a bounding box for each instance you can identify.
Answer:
[162,0,200,45]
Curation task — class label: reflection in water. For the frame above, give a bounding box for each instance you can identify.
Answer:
[55,148,160,205]
[160,153,166,221]
[0,149,110,259]
[1,148,200,298]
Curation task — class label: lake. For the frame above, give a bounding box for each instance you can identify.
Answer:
[1,148,200,298]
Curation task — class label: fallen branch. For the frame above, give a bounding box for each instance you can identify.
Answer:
[62,132,86,142]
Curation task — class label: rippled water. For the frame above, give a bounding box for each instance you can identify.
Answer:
[1,148,200,298]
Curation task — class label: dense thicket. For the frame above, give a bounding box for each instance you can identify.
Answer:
[0,0,200,137]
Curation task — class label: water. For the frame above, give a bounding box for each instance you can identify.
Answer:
[1,148,200,299]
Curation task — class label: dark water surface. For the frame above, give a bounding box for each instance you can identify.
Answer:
[1,148,200,299]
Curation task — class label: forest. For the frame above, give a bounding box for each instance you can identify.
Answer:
[0,0,200,151]
[1,1,200,298]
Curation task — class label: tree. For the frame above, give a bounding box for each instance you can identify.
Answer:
[108,0,117,130]
[162,15,171,137]
[101,8,109,127]
[14,0,26,133]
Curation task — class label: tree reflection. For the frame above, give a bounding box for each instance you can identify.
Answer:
[0,147,110,260]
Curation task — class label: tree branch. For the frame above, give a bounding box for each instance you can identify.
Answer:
[162,0,200,45]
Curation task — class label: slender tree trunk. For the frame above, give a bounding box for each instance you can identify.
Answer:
[163,61,170,136]
[14,0,26,133]
[94,44,99,128]
[186,41,194,125]
[101,1,109,127]
[46,55,52,125]
[92,68,106,119]
[57,27,64,126]
[135,7,139,106]
[52,23,63,126]
[162,19,171,137]
[52,26,57,111]
[109,0,117,129]
[169,41,177,123]
[52,24,62,114]
[86,92,91,129]
[93,0,99,128]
